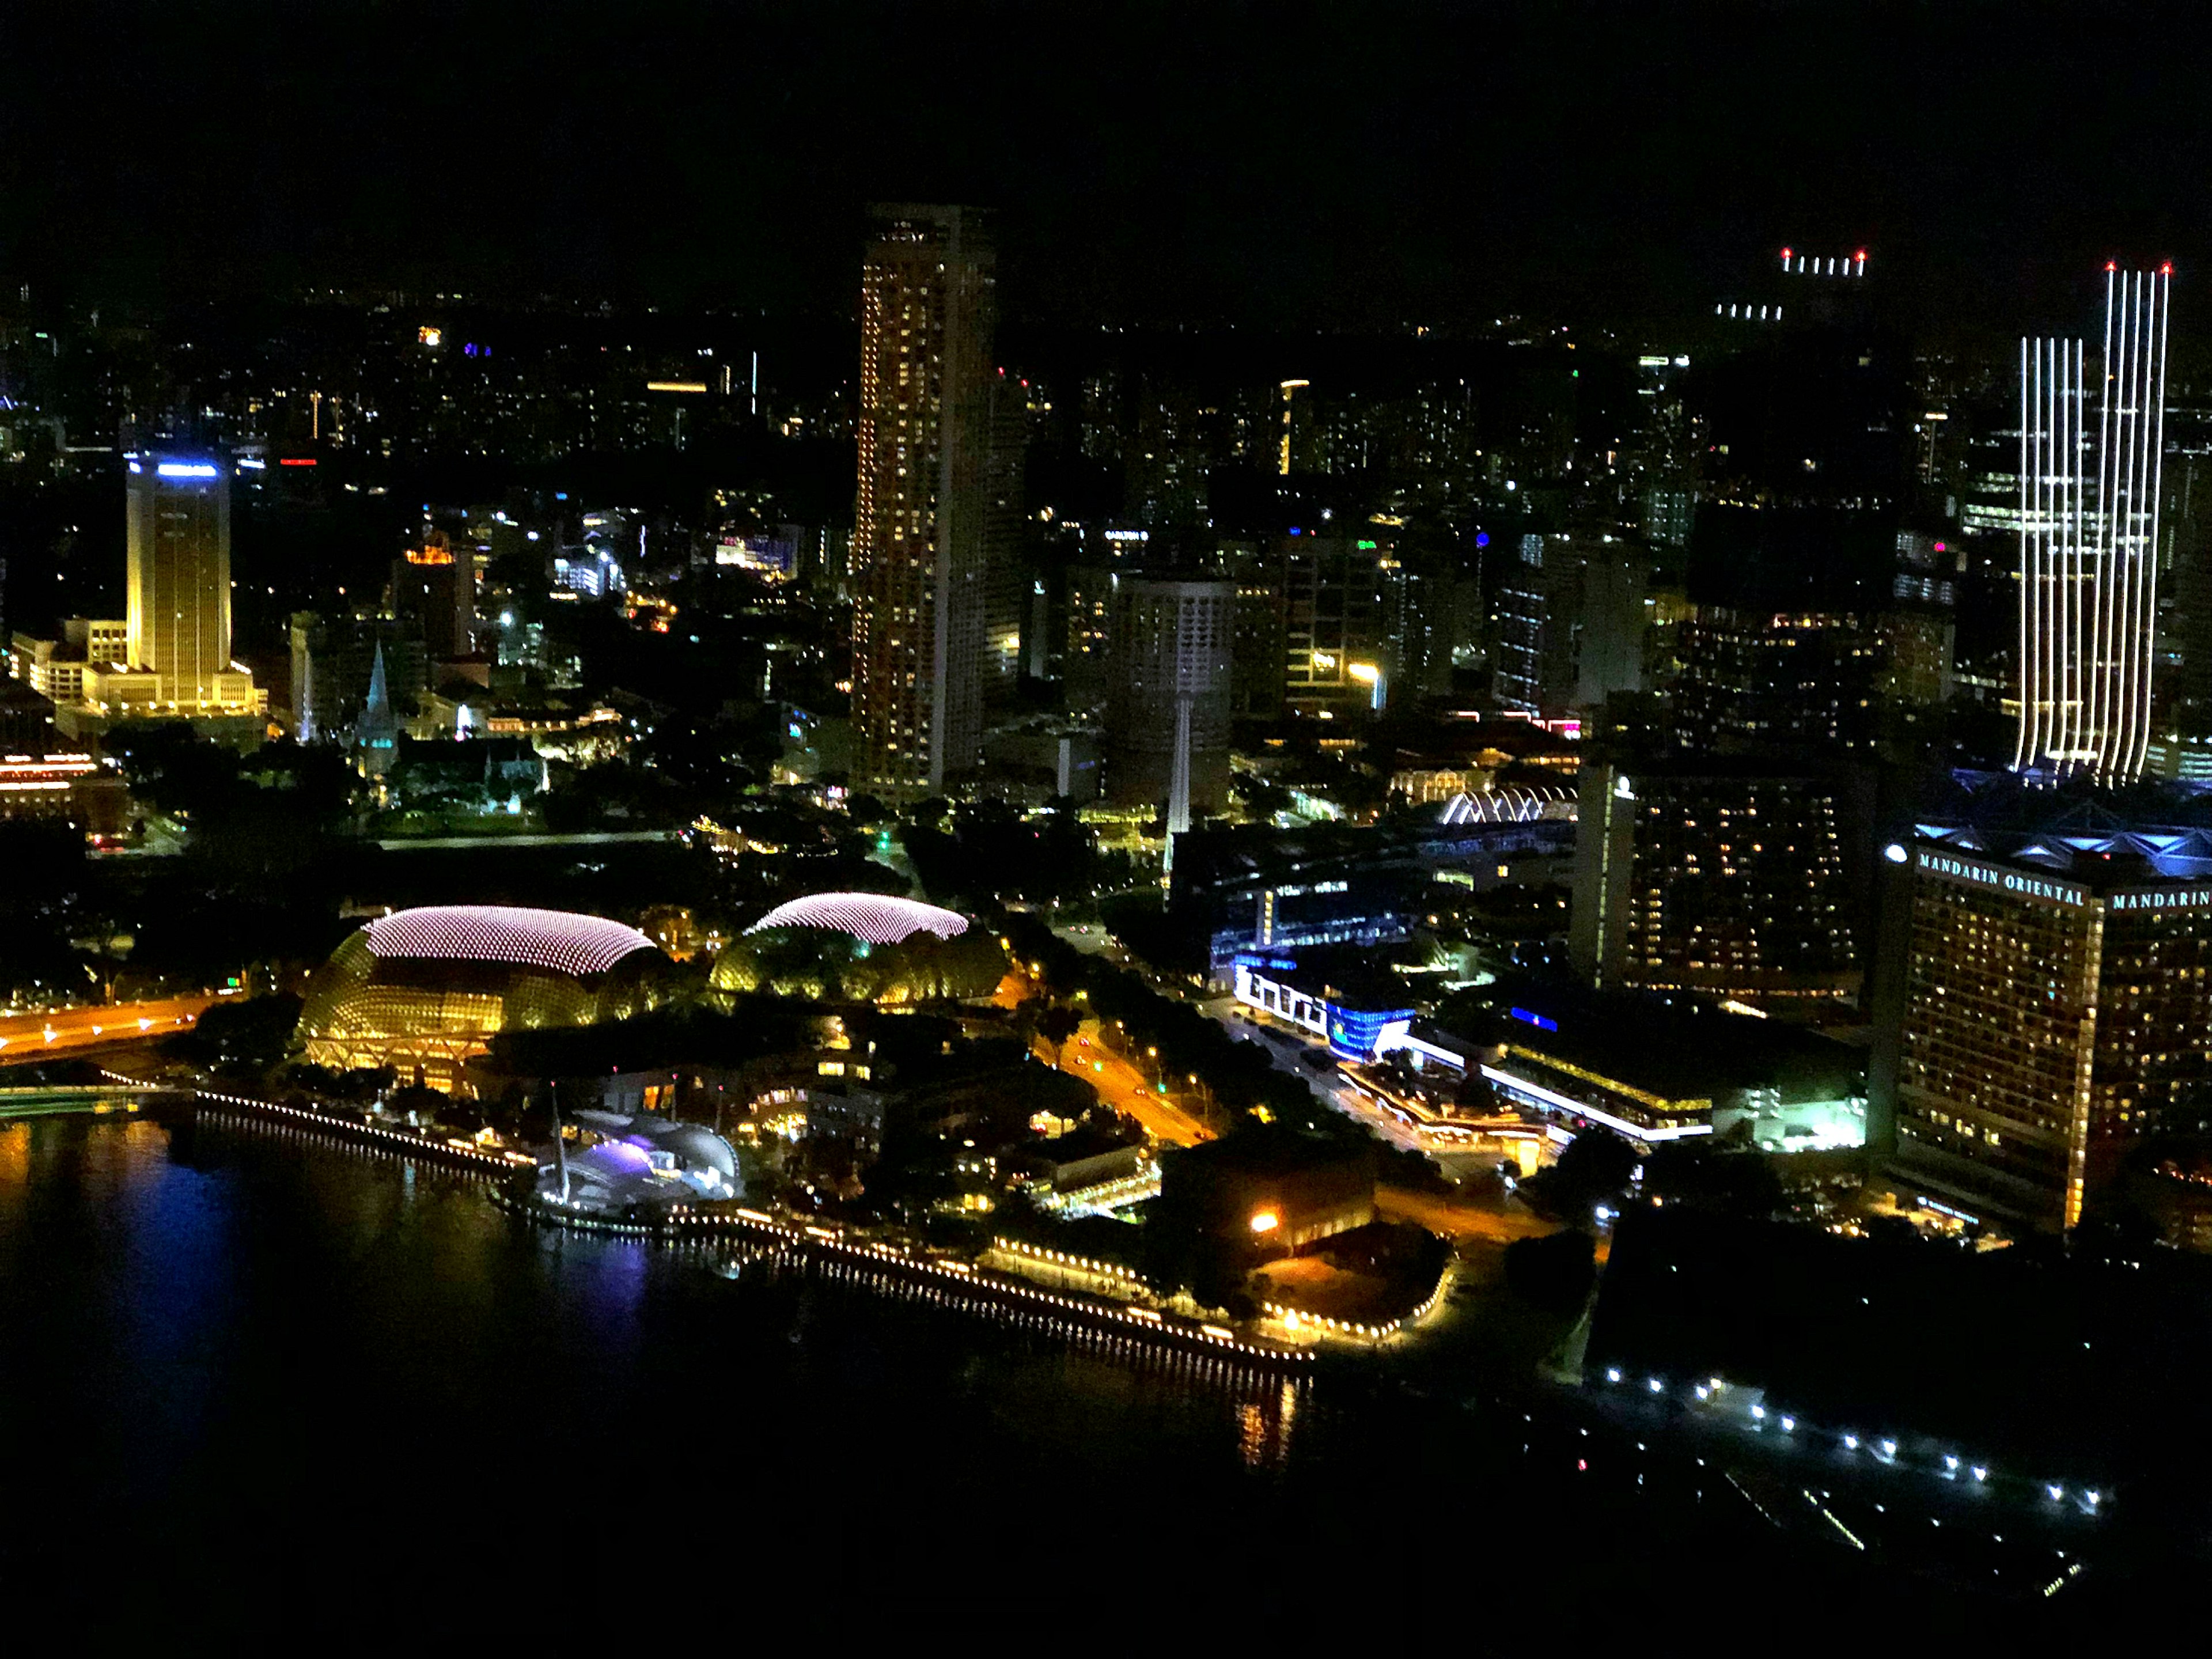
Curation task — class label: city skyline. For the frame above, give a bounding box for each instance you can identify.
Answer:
[9,3,2212,1628]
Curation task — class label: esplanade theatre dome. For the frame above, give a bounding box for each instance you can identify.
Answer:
[707,891,1007,1005]
[297,905,673,1091]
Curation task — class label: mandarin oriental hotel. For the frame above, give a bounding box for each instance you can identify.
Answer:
[1879,835,2212,1232]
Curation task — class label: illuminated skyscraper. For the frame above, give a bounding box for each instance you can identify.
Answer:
[16,454,261,733]
[851,205,995,796]
[2015,264,2173,779]
[126,454,248,707]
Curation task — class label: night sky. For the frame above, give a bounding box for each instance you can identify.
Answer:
[4,1,2209,338]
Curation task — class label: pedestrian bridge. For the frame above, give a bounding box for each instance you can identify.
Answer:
[0,1084,184,1119]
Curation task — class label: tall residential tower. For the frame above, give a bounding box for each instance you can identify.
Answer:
[2015,263,2173,779]
[851,205,997,796]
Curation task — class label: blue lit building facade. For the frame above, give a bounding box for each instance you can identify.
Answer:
[1173,809,1575,970]
[1230,955,1416,1061]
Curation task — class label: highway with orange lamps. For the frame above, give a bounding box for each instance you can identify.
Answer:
[1038,1019,1214,1146]
[0,996,217,1065]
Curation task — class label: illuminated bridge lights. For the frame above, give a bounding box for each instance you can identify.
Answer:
[365,905,658,978]
[746,891,970,945]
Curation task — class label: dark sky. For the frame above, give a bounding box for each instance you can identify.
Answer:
[4,1,2208,339]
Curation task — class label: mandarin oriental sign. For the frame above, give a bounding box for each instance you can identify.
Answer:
[2110,887,2212,912]
[1916,850,2088,908]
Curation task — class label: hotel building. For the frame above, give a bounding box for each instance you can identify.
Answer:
[1571,757,1870,1009]
[1877,824,2212,1231]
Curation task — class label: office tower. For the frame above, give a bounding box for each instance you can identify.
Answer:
[1571,757,1868,1010]
[1877,824,2212,1232]
[1104,574,1234,825]
[13,456,261,733]
[1681,248,1911,753]
[126,454,252,709]
[851,204,996,796]
[389,530,476,660]
[1282,532,1387,718]
[2014,264,2173,779]
[1495,533,1582,717]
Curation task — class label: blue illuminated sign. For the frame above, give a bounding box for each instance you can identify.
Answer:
[1475,531,1491,549]
[156,461,222,479]
[1233,954,1299,972]
[1326,1001,1417,1060]
[1509,1007,1557,1031]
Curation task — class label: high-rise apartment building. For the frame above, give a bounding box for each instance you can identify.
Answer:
[1571,757,1869,1009]
[1876,823,2212,1232]
[1104,574,1234,827]
[2015,264,2173,779]
[851,205,996,796]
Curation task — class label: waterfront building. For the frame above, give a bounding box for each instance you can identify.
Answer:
[851,204,997,796]
[1161,1131,1377,1250]
[707,891,1008,1005]
[537,1109,741,1218]
[296,905,675,1093]
[1379,983,1863,1151]
[1874,813,2212,1232]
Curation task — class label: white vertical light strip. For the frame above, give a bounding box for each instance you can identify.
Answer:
[2118,271,2148,776]
[2041,339,2059,766]
[2092,270,2119,773]
[2135,267,2173,775]
[2016,265,2173,781]
[2014,335,2035,770]
[2054,340,2069,760]
[2117,272,2142,775]
[2115,277,2134,771]
[2049,339,2069,764]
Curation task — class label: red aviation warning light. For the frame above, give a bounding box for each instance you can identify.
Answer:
[1779,247,1793,262]
[2107,260,2119,272]
[2162,262,2175,276]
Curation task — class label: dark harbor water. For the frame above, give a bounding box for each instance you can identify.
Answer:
[0,1112,2160,1632]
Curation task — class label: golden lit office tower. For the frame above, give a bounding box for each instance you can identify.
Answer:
[123,453,259,711]
[851,204,996,796]
[1881,836,2212,1233]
